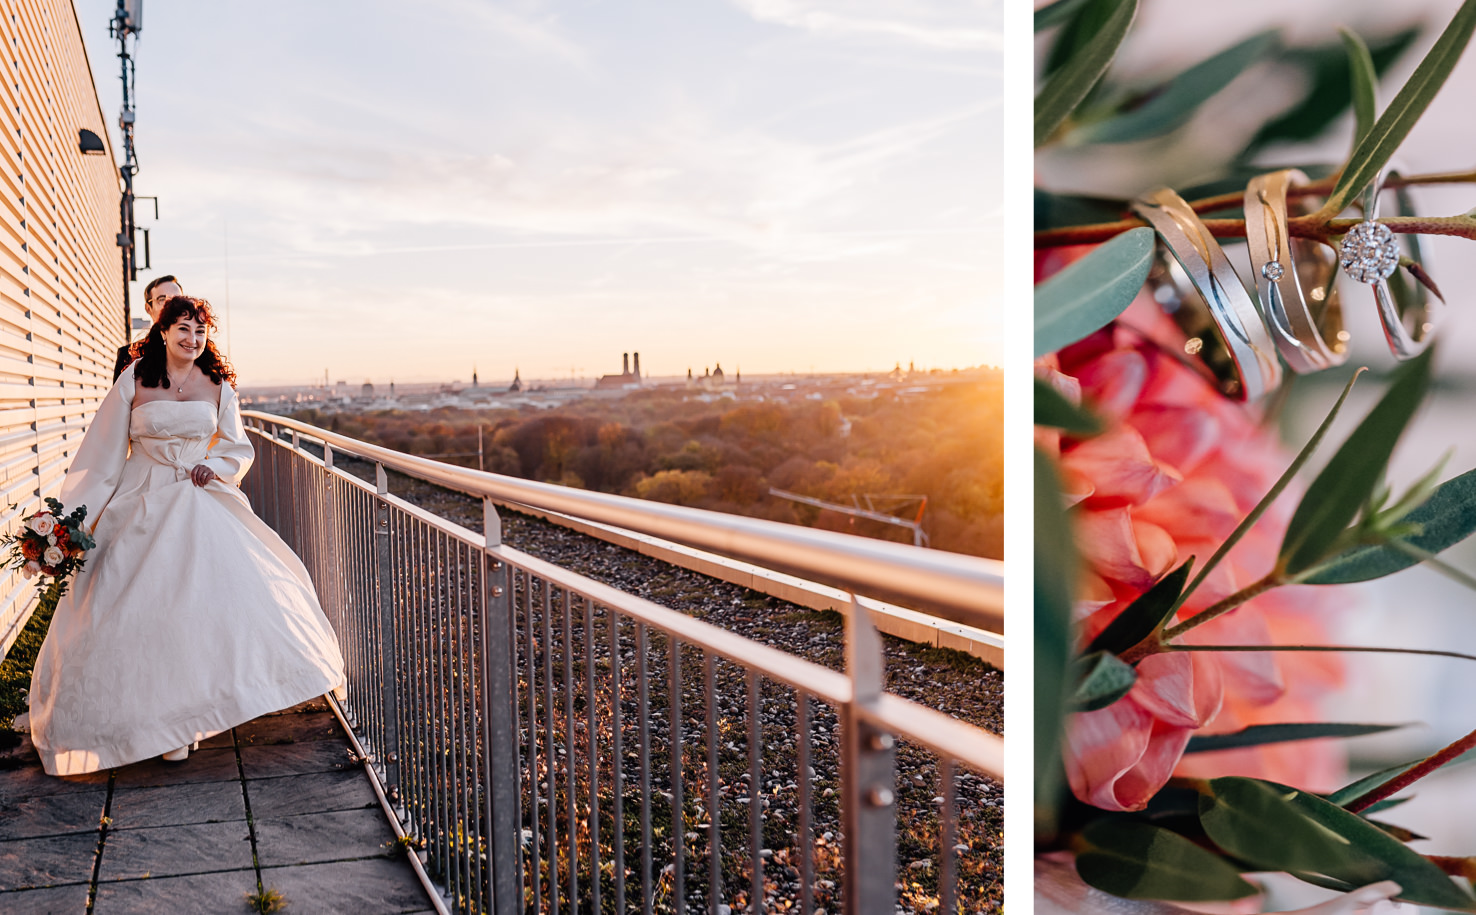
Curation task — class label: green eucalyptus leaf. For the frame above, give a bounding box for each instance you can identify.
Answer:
[1280,349,1434,576]
[1327,747,1476,809]
[1073,30,1280,145]
[1071,651,1138,712]
[1035,0,1138,147]
[1341,28,1378,145]
[1035,449,1078,837]
[1185,722,1402,754]
[1198,777,1475,908]
[1305,466,1476,584]
[1322,0,1476,216]
[1035,0,1092,32]
[1076,819,1257,901]
[1086,558,1192,656]
[1034,227,1154,357]
[1244,29,1418,157]
[1035,379,1103,436]
[1035,188,1127,231]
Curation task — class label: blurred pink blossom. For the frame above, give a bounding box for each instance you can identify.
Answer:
[1043,295,1344,812]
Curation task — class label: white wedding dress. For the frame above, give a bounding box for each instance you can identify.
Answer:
[27,370,346,775]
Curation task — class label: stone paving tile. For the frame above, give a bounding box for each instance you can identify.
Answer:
[239,738,353,779]
[247,769,377,819]
[0,831,98,891]
[92,866,259,914]
[98,821,254,881]
[0,787,107,840]
[198,729,237,750]
[109,779,246,829]
[254,808,398,868]
[0,881,92,913]
[109,747,241,789]
[236,711,341,746]
[259,857,432,915]
[0,736,110,801]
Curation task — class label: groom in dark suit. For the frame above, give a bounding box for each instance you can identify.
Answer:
[113,274,183,380]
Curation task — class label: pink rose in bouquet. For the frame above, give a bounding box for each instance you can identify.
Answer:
[1043,297,1344,812]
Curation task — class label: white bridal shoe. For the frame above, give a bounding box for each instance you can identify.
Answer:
[160,740,200,762]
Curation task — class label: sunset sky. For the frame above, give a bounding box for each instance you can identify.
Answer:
[76,0,1001,385]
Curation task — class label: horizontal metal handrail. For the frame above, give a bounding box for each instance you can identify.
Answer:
[242,410,1004,633]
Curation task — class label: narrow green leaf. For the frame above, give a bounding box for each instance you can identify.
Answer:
[1073,31,1280,145]
[1070,651,1138,712]
[1185,722,1402,754]
[1035,0,1138,147]
[1035,450,1078,837]
[1341,28,1378,145]
[1321,0,1476,216]
[1086,558,1193,656]
[1280,348,1434,576]
[1305,466,1476,584]
[1035,0,1092,32]
[1076,819,1257,901]
[1244,29,1419,157]
[1034,188,1127,232]
[1035,379,1103,436]
[1199,777,1475,908]
[1034,227,1154,357]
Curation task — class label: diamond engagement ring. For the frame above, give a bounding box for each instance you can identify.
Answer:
[1354,168,1441,359]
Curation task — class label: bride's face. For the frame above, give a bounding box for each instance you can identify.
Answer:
[165,316,207,364]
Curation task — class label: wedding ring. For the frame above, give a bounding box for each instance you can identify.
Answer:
[1244,169,1348,373]
[1349,169,1441,359]
[1131,187,1282,402]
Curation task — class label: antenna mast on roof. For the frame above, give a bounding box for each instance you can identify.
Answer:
[110,0,142,337]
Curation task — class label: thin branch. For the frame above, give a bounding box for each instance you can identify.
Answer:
[1036,214,1476,248]
[1344,726,1476,813]
[1164,643,1476,664]
[1156,573,1282,645]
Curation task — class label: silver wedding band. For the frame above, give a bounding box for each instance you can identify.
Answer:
[1244,169,1347,373]
[1131,187,1282,402]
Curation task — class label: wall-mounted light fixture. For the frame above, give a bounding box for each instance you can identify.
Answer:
[78,128,105,155]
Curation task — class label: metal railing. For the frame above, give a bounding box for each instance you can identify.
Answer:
[240,410,1004,915]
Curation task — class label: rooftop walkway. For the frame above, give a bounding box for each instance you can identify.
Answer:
[0,699,435,914]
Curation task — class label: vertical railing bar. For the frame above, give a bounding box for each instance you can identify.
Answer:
[435,527,453,901]
[940,758,957,915]
[797,691,812,915]
[543,580,560,915]
[585,596,602,915]
[373,463,402,825]
[636,623,652,915]
[706,653,722,915]
[747,672,762,915]
[449,533,468,911]
[526,569,543,915]
[610,609,625,915]
[670,637,685,915]
[562,588,578,911]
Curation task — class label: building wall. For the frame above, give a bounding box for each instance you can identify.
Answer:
[0,0,124,655]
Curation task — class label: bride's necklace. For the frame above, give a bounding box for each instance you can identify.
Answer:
[169,365,194,398]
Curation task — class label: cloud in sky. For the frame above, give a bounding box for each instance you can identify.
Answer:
[76,0,1000,383]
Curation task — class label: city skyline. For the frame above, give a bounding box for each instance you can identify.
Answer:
[76,0,1002,384]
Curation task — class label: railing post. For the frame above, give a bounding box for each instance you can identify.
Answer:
[375,462,402,801]
[482,497,520,911]
[842,596,896,915]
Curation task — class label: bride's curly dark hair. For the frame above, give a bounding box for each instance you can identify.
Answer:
[130,296,238,388]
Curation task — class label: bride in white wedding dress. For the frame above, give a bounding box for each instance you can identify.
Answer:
[27,296,345,775]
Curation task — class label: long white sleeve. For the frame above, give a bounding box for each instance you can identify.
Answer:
[202,384,254,484]
[58,372,135,530]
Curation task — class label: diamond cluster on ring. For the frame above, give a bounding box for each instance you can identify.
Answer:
[1340,220,1399,284]
[1260,261,1285,281]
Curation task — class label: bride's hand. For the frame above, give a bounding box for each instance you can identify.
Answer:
[190,465,217,487]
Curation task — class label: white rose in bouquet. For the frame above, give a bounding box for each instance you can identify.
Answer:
[28,514,54,536]
[43,546,64,566]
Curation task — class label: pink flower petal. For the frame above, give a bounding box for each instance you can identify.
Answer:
[1132,650,1224,728]
[1061,428,1182,508]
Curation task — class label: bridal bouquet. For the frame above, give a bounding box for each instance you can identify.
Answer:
[1037,0,1476,910]
[2,498,94,608]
